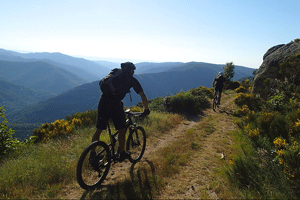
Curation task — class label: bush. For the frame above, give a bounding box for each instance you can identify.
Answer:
[265,92,286,112]
[257,111,288,141]
[33,119,74,143]
[66,110,97,127]
[167,91,200,115]
[148,97,167,112]
[235,86,247,93]
[0,107,20,159]
[234,93,261,111]
[227,80,241,90]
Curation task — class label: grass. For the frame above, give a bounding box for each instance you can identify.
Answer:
[0,111,183,199]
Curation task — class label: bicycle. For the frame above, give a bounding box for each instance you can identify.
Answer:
[212,90,220,111]
[76,109,147,190]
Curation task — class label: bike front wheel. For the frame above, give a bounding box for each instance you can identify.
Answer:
[126,126,146,163]
[76,141,111,190]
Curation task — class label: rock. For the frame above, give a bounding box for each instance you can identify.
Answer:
[252,40,300,96]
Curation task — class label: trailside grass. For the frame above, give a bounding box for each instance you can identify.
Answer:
[0,111,183,199]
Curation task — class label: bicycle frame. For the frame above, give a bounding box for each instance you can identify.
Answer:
[106,110,140,162]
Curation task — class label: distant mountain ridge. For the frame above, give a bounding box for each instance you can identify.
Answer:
[6,61,255,125]
[0,79,54,113]
[0,60,86,95]
[0,48,111,81]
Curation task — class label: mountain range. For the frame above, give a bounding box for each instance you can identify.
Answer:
[0,48,255,138]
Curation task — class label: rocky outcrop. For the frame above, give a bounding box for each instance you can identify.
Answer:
[252,40,300,96]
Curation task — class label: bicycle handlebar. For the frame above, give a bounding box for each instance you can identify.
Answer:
[125,109,148,118]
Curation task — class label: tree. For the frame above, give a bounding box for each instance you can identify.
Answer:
[0,106,17,159]
[223,62,235,82]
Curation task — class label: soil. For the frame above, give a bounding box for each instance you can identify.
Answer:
[61,93,237,199]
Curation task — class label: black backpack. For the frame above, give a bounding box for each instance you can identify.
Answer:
[215,75,225,88]
[99,68,123,93]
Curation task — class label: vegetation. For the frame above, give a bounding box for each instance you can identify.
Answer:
[223,62,235,82]
[1,52,300,199]
[148,86,212,115]
[227,58,300,198]
[0,107,24,159]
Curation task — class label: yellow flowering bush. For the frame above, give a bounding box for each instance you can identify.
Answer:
[33,119,74,142]
[71,118,82,126]
[244,124,259,138]
[235,86,247,93]
[274,138,287,149]
[249,128,259,138]
[276,149,285,165]
[234,92,260,111]
[238,105,250,116]
[275,141,300,185]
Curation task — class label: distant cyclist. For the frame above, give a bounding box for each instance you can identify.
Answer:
[90,62,150,164]
[212,71,226,105]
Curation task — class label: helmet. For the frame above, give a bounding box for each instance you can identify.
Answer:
[121,62,136,72]
[218,71,224,76]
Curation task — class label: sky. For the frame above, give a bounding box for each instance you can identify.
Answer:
[1,0,300,69]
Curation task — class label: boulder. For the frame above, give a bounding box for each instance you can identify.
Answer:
[252,40,300,96]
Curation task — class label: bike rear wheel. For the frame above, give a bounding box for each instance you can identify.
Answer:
[126,126,146,163]
[76,141,111,190]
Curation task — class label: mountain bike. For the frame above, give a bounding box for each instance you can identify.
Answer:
[76,109,147,190]
[212,91,220,111]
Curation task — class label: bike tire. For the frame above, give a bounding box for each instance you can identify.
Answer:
[76,141,111,190]
[126,126,146,163]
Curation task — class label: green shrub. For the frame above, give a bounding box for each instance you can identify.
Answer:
[148,97,167,112]
[166,89,210,115]
[0,107,21,159]
[234,93,261,111]
[167,92,199,115]
[265,92,286,112]
[227,80,241,90]
[257,111,288,141]
[189,86,213,99]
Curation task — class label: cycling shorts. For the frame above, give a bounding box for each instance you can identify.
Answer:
[96,97,126,130]
[214,86,223,93]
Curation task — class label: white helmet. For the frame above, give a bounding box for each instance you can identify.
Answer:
[218,71,224,76]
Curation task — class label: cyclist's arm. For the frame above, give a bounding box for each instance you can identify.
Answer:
[139,91,149,110]
[212,79,216,87]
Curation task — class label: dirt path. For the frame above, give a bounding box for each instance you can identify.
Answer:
[62,93,237,199]
[154,95,237,199]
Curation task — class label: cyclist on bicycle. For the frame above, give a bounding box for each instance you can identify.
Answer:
[212,71,226,105]
[90,62,150,163]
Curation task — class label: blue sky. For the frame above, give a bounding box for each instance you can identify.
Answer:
[1,0,299,68]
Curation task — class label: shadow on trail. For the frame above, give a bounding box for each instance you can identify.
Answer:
[186,110,207,122]
[80,159,158,200]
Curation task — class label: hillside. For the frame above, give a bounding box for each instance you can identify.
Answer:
[0,90,242,199]
[0,49,111,81]
[0,60,86,95]
[6,62,255,125]
[0,79,54,113]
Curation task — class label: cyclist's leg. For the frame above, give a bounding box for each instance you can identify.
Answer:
[92,129,103,143]
[111,101,130,161]
[213,87,217,100]
[218,87,223,104]
[118,128,126,153]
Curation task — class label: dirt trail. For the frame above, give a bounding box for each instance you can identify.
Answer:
[154,95,237,199]
[62,94,237,199]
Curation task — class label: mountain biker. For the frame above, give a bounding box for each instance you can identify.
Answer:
[212,71,226,105]
[90,62,150,163]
